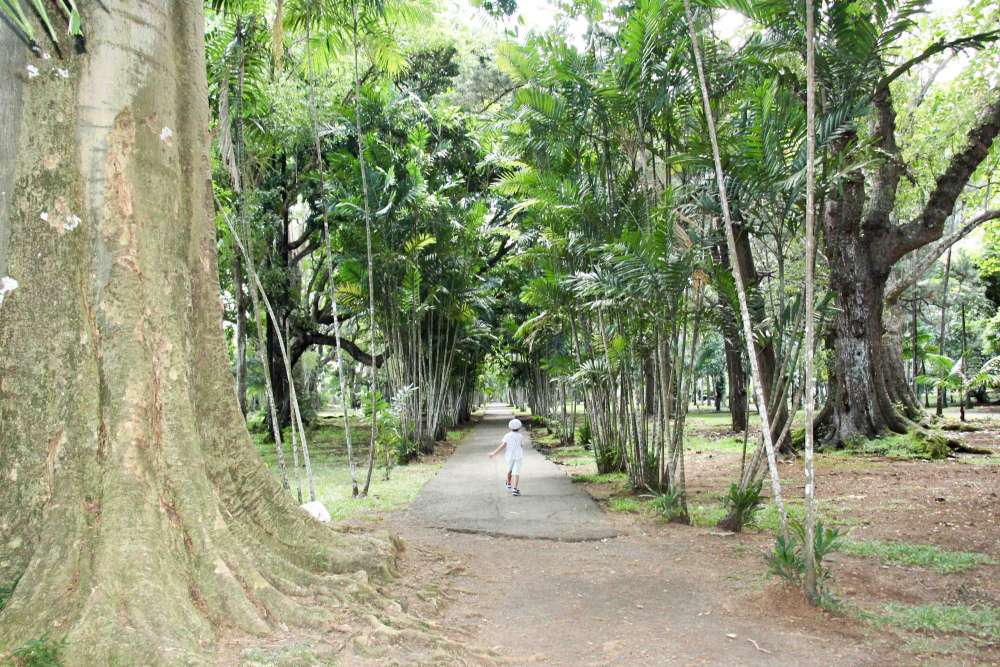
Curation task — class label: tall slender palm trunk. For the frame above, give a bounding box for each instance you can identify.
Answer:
[683,0,789,539]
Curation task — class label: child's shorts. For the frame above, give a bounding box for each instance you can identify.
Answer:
[507,458,523,476]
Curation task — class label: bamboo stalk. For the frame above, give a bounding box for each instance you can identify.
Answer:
[683,0,789,539]
[803,0,820,601]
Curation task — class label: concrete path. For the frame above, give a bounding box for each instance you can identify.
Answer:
[411,405,617,541]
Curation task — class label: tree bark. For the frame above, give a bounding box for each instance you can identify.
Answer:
[819,88,1000,444]
[0,5,393,663]
[936,248,952,417]
[721,315,748,431]
[821,178,914,442]
[714,226,790,449]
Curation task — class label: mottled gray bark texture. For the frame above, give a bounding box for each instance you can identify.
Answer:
[0,3,394,664]
[819,90,1000,444]
[0,24,25,275]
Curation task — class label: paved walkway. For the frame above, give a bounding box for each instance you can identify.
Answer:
[411,405,617,541]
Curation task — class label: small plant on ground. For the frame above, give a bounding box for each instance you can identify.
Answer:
[10,634,66,667]
[650,488,686,521]
[767,519,844,588]
[767,533,804,582]
[718,479,763,532]
[595,446,622,474]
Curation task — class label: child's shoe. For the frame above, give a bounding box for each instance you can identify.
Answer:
[512,488,521,496]
[505,482,512,490]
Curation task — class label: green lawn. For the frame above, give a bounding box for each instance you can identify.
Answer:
[252,418,464,523]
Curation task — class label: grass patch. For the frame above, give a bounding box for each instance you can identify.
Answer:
[571,471,628,486]
[689,503,727,527]
[902,635,975,656]
[253,422,372,466]
[548,445,594,467]
[309,460,443,522]
[960,455,1000,466]
[870,603,1000,638]
[686,410,761,429]
[842,540,996,574]
[685,434,747,452]
[842,430,950,460]
[607,497,643,513]
[254,419,467,523]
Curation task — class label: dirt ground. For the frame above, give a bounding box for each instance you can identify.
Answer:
[225,412,1000,666]
[372,412,1000,666]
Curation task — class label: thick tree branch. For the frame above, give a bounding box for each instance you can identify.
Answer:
[886,208,1000,305]
[476,82,523,115]
[478,236,515,275]
[301,331,386,367]
[865,81,901,232]
[911,53,954,111]
[881,91,1000,265]
[876,30,1000,95]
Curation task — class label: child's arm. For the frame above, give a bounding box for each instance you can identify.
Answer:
[488,440,507,458]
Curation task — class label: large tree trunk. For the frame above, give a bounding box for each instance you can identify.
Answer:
[722,324,748,431]
[714,225,790,449]
[820,185,914,443]
[0,5,392,663]
[818,86,1000,444]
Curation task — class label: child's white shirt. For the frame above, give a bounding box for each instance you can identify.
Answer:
[502,431,524,461]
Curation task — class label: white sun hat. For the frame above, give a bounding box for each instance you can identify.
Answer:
[508,418,522,431]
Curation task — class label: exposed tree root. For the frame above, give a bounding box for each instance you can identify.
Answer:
[219,538,507,666]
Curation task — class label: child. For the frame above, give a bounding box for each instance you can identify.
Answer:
[489,418,525,496]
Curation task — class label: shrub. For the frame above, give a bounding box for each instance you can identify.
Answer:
[720,479,764,532]
[767,519,844,587]
[651,488,685,521]
[595,446,621,474]
[577,417,593,448]
[394,438,418,465]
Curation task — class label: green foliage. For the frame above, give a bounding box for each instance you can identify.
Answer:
[767,534,804,583]
[10,634,66,667]
[842,540,996,574]
[767,519,844,587]
[577,416,593,448]
[1,0,83,50]
[722,479,764,532]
